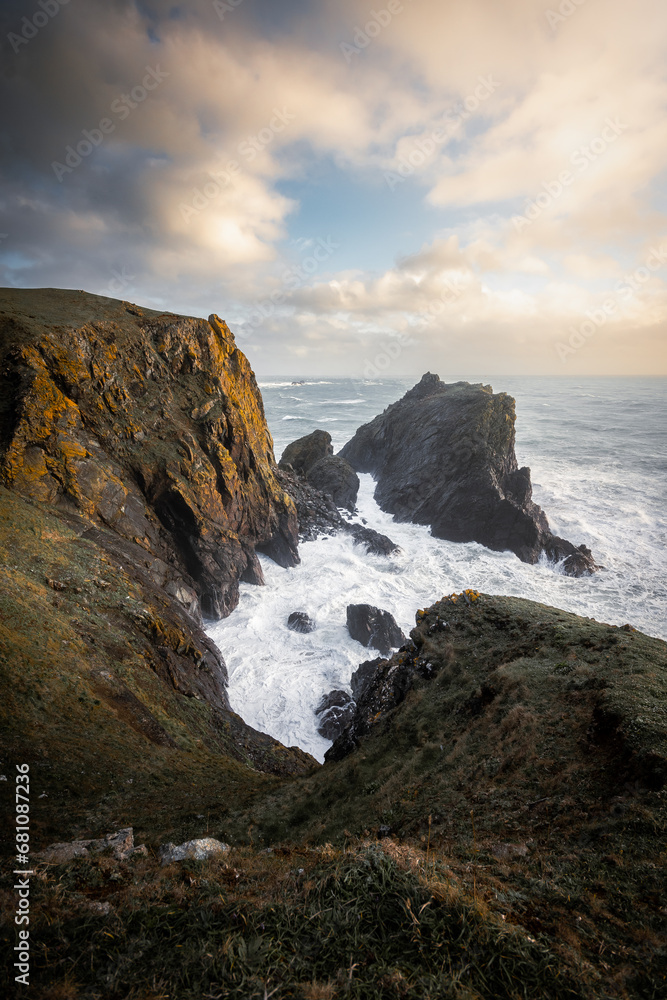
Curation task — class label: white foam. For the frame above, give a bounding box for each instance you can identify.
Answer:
[207,471,667,764]
[207,377,667,762]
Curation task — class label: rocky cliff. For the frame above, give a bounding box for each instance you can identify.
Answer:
[0,288,299,620]
[340,373,597,575]
[0,289,313,847]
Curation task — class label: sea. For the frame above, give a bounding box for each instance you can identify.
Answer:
[207,376,667,762]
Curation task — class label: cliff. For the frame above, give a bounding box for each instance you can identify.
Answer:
[340,373,597,575]
[0,287,299,620]
[0,288,314,849]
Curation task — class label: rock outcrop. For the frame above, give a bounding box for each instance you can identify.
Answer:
[306,455,360,511]
[275,465,398,554]
[0,288,299,622]
[315,689,355,740]
[340,373,597,576]
[346,604,407,656]
[279,429,333,475]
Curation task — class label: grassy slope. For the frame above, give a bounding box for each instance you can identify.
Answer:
[0,486,314,852]
[2,588,665,998]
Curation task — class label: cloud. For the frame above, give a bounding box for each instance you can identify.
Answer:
[0,0,666,373]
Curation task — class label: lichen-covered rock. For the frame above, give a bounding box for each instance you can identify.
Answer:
[279,429,333,476]
[158,837,229,865]
[0,289,299,621]
[340,373,598,576]
[0,291,317,825]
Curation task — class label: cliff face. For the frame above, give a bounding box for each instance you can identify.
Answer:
[0,289,312,843]
[0,288,298,620]
[340,373,597,575]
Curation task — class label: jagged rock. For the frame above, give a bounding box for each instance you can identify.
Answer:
[306,455,360,511]
[279,429,333,475]
[0,289,299,624]
[350,657,387,701]
[158,837,230,865]
[276,467,400,555]
[347,604,407,656]
[37,827,145,863]
[287,611,316,633]
[340,373,598,576]
[275,466,343,541]
[315,689,355,740]
[342,523,400,556]
[0,289,318,793]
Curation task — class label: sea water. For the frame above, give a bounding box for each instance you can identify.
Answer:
[207,377,667,761]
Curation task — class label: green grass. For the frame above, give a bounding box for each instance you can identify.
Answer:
[1,843,591,999]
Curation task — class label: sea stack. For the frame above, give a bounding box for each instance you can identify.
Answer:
[340,373,597,575]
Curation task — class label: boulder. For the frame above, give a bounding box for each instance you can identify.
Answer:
[287,611,316,633]
[158,837,230,865]
[343,523,400,556]
[315,689,355,740]
[279,429,333,476]
[307,455,360,511]
[346,604,407,656]
[339,373,598,576]
[37,827,145,863]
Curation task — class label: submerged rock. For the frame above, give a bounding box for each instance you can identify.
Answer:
[347,604,407,656]
[315,689,355,740]
[287,611,316,633]
[342,523,400,556]
[340,373,598,576]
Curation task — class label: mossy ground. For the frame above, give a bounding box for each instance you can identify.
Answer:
[2,573,665,996]
[0,486,312,852]
[1,841,595,999]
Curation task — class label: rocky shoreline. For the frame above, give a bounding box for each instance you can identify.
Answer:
[1,289,664,999]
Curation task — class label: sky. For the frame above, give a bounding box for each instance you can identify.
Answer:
[1,0,666,377]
